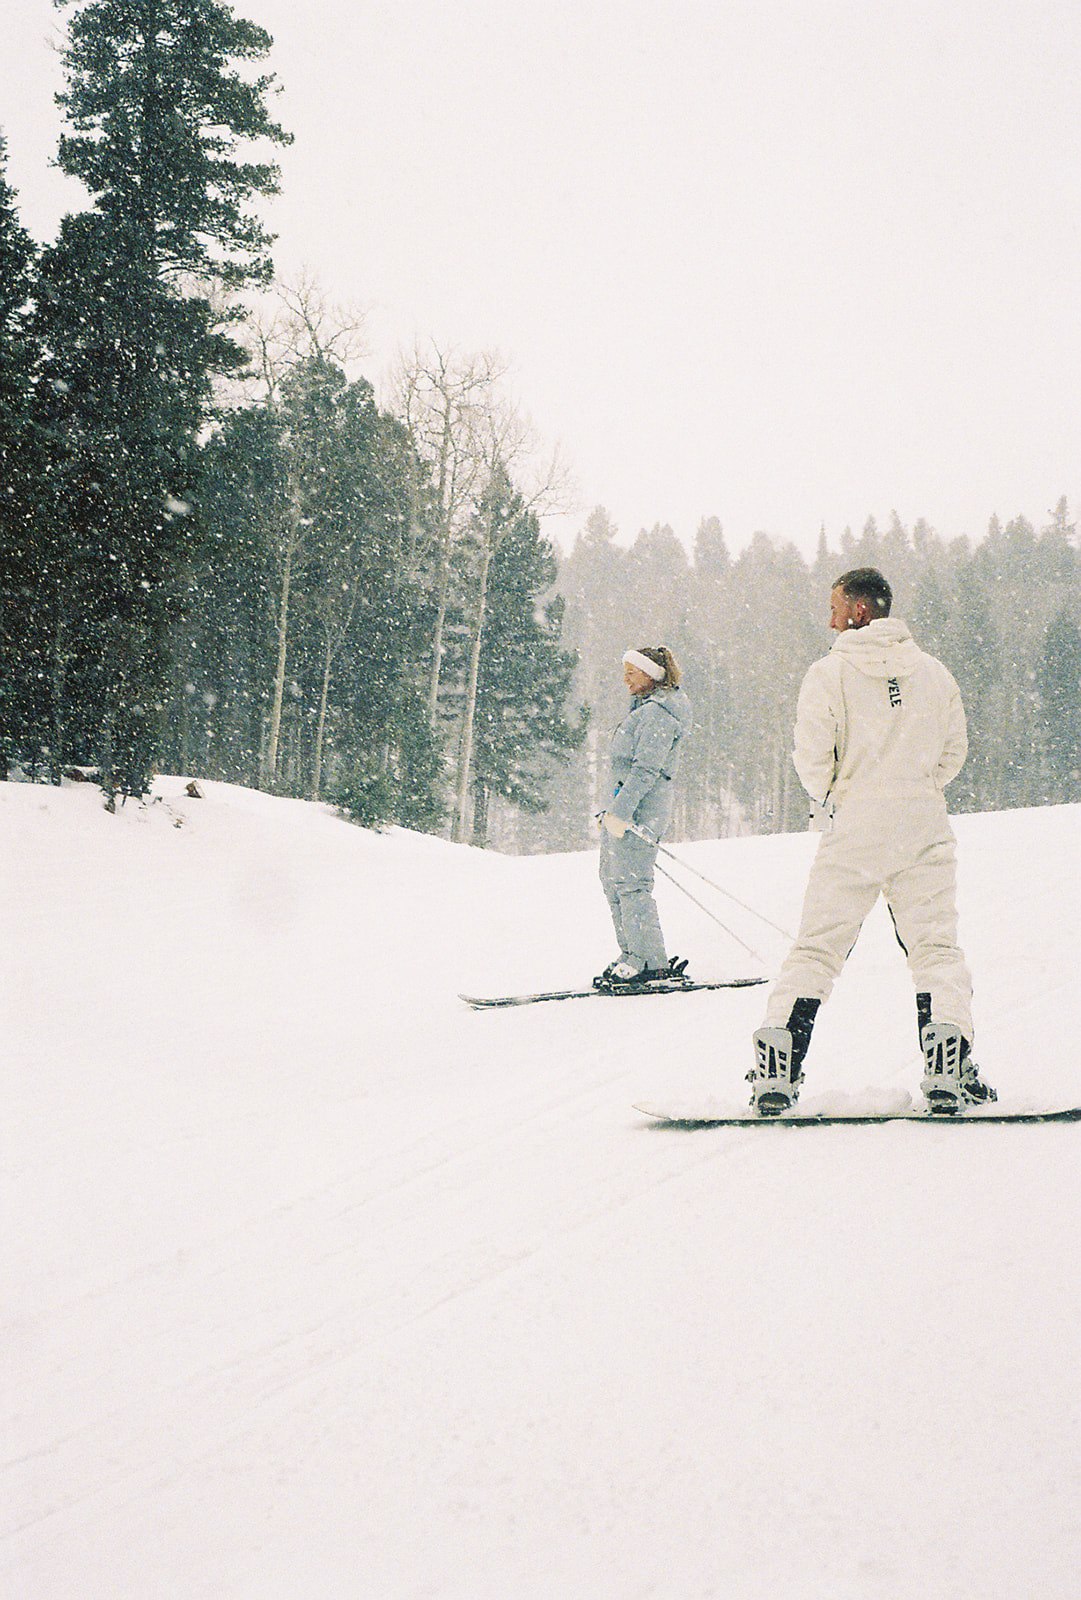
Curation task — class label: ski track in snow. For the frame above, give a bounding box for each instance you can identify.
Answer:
[2,779,1079,1599]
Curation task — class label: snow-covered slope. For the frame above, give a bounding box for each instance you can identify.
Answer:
[3,778,1078,1598]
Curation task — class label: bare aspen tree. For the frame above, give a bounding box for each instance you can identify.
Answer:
[262,470,305,786]
[394,344,506,728]
[244,272,368,402]
[243,278,367,787]
[310,555,360,799]
[309,424,406,799]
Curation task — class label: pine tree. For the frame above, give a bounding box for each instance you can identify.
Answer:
[456,490,586,847]
[681,532,736,838]
[725,533,818,832]
[626,523,691,634]
[31,212,223,794]
[0,140,41,777]
[0,139,35,502]
[553,507,629,843]
[56,0,289,288]
[693,516,730,577]
[293,366,438,816]
[164,403,286,783]
[24,0,291,800]
[942,572,1002,812]
[174,359,445,830]
[1036,610,1081,803]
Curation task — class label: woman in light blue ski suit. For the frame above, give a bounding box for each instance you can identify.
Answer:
[597,646,692,990]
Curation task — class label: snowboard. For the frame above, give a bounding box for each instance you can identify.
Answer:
[460,976,767,1009]
[634,1097,1081,1126]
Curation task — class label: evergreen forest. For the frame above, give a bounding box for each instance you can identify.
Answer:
[2,2,1079,851]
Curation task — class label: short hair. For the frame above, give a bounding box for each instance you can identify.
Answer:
[833,567,892,616]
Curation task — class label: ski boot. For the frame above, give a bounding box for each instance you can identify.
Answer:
[748,998,819,1116]
[598,957,690,995]
[920,1022,998,1115]
[595,959,642,993]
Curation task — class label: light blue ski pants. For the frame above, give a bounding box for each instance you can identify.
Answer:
[599,826,668,973]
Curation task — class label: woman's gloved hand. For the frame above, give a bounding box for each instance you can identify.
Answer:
[602,811,630,839]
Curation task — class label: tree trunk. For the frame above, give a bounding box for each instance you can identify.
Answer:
[175,661,191,779]
[781,742,793,832]
[311,633,333,800]
[262,534,293,788]
[427,545,451,728]
[426,415,454,728]
[49,603,69,785]
[471,780,490,847]
[264,469,308,792]
[453,532,494,841]
[770,732,783,831]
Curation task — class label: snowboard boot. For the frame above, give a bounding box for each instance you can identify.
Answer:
[748,997,820,1116]
[916,991,933,1052]
[920,1022,998,1115]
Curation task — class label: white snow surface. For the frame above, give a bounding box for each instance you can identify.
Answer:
[2,778,1079,1599]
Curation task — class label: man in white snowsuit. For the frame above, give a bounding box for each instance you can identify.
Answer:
[751,567,995,1115]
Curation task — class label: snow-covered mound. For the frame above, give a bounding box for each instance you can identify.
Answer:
[2,778,1078,1598]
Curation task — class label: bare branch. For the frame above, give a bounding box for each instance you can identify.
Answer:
[229,273,371,407]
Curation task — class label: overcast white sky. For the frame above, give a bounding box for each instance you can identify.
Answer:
[2,0,1079,556]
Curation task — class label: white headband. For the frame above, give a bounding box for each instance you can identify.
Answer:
[623,649,665,681]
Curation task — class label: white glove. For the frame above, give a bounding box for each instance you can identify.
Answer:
[808,797,835,834]
[603,811,630,839]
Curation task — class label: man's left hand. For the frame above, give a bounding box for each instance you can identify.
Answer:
[603,812,630,838]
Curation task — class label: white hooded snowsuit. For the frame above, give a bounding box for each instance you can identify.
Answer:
[764,618,974,1039]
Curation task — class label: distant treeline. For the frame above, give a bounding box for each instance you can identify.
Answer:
[484,503,1081,852]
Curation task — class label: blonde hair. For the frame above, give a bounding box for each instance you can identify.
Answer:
[636,646,681,688]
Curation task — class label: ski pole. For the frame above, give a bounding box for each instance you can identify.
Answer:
[651,858,769,964]
[597,812,775,963]
[624,823,796,942]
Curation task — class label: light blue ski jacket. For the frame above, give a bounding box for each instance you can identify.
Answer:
[607,687,693,827]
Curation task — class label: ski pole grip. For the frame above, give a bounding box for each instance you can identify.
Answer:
[627,821,659,844]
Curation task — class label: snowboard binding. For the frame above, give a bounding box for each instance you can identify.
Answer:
[920,1022,998,1115]
[748,1026,804,1117]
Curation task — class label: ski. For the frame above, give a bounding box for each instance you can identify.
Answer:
[634,1097,1081,1126]
[460,976,767,1009]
